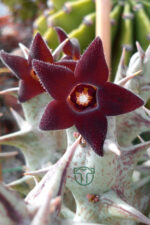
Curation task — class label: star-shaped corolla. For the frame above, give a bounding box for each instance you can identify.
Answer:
[33,37,144,156]
[0,32,77,102]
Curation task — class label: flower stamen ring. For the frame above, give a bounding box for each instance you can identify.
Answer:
[67,84,97,112]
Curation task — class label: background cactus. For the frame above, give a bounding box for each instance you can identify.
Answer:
[34,0,150,79]
[1,0,150,77]
[0,0,150,225]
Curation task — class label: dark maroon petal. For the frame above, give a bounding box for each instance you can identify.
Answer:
[28,32,53,65]
[55,27,68,42]
[55,26,72,56]
[98,82,144,116]
[75,111,107,156]
[74,37,109,86]
[55,60,77,71]
[55,26,68,42]
[0,50,29,80]
[55,27,80,59]
[33,60,75,100]
[40,100,75,130]
[18,79,44,102]
[69,38,80,60]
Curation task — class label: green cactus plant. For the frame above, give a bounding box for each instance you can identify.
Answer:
[34,0,150,79]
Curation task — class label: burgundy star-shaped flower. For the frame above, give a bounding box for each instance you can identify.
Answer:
[33,37,144,156]
[0,32,77,102]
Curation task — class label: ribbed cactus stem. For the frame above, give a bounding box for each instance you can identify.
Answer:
[116,44,150,146]
[0,91,67,170]
[65,108,150,224]
[25,136,81,208]
[21,93,51,127]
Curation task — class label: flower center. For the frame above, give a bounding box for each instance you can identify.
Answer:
[30,69,39,81]
[68,84,97,112]
[76,87,93,106]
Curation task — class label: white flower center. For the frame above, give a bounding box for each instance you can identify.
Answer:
[76,91,92,106]
[78,94,89,104]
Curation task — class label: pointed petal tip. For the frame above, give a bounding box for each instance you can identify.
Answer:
[75,36,108,85]
[29,32,53,63]
[95,36,101,42]
[75,111,107,157]
[136,96,145,108]
[31,32,44,46]
[0,51,29,79]
[55,26,68,42]
[0,51,15,66]
[34,32,42,39]
[55,26,80,59]
[32,32,46,46]
[94,36,106,47]
[0,51,13,71]
[99,83,144,116]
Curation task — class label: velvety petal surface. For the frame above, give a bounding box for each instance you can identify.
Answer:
[28,32,53,65]
[69,38,80,60]
[18,79,44,102]
[55,26,68,43]
[55,60,77,71]
[0,51,29,79]
[74,37,109,86]
[33,60,75,100]
[75,110,107,156]
[55,27,80,59]
[98,82,144,116]
[40,100,75,130]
